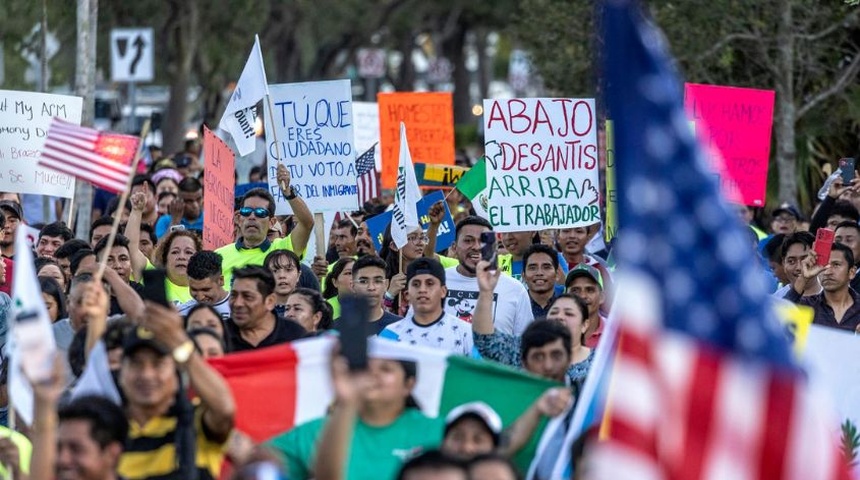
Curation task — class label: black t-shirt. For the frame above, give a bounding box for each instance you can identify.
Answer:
[370,311,402,335]
[110,281,145,316]
[225,312,307,352]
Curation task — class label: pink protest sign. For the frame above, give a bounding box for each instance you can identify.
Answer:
[684,83,775,206]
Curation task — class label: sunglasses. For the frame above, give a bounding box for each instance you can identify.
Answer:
[238,207,271,218]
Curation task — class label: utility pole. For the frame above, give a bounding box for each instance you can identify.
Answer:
[73,0,98,239]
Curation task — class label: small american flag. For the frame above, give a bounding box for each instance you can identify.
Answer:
[355,143,379,207]
[38,118,139,194]
[584,1,851,479]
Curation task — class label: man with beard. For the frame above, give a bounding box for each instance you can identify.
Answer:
[522,244,562,319]
[216,165,313,286]
[442,216,533,336]
[355,220,377,257]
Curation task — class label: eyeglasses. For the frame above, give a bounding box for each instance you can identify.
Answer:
[407,233,429,244]
[239,207,270,218]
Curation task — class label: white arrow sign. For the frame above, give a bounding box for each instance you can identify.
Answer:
[110,28,154,83]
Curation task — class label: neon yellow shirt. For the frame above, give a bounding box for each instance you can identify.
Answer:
[216,235,296,287]
[0,427,31,478]
[165,277,192,306]
[328,296,341,319]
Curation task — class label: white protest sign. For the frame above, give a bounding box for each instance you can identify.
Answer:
[353,101,381,170]
[0,90,81,198]
[482,98,599,232]
[265,80,357,214]
[806,326,860,432]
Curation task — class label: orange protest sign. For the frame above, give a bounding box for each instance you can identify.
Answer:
[378,92,455,188]
[202,126,236,250]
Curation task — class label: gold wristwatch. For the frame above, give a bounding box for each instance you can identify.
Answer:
[172,340,195,365]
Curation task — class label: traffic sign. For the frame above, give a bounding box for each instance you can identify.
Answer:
[357,48,386,79]
[111,28,154,83]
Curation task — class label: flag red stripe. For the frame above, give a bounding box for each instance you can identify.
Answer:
[43,139,134,175]
[676,349,721,480]
[605,413,660,461]
[757,372,795,479]
[51,122,99,139]
[40,151,131,183]
[617,327,651,365]
[38,158,128,193]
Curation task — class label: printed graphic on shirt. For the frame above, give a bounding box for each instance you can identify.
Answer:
[444,290,497,323]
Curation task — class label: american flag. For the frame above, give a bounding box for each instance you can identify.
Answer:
[38,118,139,194]
[355,143,379,206]
[584,1,850,479]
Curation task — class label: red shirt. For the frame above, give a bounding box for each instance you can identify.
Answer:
[585,314,606,349]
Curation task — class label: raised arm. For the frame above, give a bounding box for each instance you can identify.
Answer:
[500,387,571,457]
[126,192,151,281]
[28,357,65,480]
[81,281,110,358]
[473,260,500,335]
[424,201,445,257]
[278,164,314,257]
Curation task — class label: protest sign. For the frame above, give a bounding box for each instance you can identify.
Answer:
[0,90,82,197]
[378,92,455,188]
[684,83,775,207]
[806,326,860,445]
[353,101,381,171]
[482,98,600,232]
[604,120,617,243]
[202,126,236,250]
[414,163,468,190]
[365,190,455,253]
[264,80,357,214]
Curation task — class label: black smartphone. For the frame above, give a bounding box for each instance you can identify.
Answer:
[480,231,497,270]
[841,158,856,183]
[337,294,369,371]
[141,269,171,308]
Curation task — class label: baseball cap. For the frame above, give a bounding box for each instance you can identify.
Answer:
[564,263,604,290]
[444,402,503,446]
[122,326,170,356]
[406,257,446,286]
[772,203,802,220]
[0,201,22,220]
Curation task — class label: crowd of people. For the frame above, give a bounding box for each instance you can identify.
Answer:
[0,134,854,480]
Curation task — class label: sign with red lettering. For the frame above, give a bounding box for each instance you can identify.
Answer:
[378,92,455,189]
[0,89,82,198]
[684,83,775,207]
[482,98,599,232]
[202,126,236,250]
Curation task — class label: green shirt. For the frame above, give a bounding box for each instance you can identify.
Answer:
[267,409,443,480]
[165,277,192,306]
[216,235,296,287]
[327,296,341,319]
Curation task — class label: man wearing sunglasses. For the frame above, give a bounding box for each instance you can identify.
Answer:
[216,164,313,286]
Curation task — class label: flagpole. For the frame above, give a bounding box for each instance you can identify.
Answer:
[65,196,76,229]
[95,120,150,282]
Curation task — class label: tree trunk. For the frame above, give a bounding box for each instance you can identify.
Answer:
[475,29,490,103]
[775,0,797,204]
[163,0,199,155]
[447,24,472,126]
[73,0,97,238]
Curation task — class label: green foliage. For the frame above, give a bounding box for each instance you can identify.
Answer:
[842,418,860,467]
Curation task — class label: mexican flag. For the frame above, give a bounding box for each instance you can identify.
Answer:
[208,336,557,467]
[455,157,490,219]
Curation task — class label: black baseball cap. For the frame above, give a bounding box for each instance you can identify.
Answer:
[406,257,446,286]
[0,201,22,219]
[122,326,169,356]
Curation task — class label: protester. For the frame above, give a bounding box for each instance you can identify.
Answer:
[0,200,23,259]
[216,171,313,286]
[40,276,67,323]
[263,249,302,317]
[772,232,821,298]
[440,402,502,461]
[154,229,201,305]
[36,257,67,292]
[467,453,520,480]
[443,216,534,335]
[283,287,333,333]
[90,216,116,248]
[189,327,226,359]
[323,256,355,319]
[522,244,563,319]
[564,263,606,348]
[185,303,226,339]
[179,251,231,319]
[395,450,468,480]
[55,238,90,289]
[350,255,402,334]
[36,221,74,259]
[556,224,612,292]
[500,230,568,282]
[380,257,474,356]
[331,219,358,259]
[808,176,860,234]
[130,174,159,227]
[226,266,306,351]
[784,243,860,331]
[153,168,182,196]
[92,235,147,317]
[157,191,177,217]
[155,176,205,238]
[0,212,11,296]
[0,260,9,348]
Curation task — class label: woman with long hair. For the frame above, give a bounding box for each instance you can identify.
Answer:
[283,288,333,333]
[153,229,201,306]
[322,257,354,320]
[263,249,302,318]
[39,276,67,323]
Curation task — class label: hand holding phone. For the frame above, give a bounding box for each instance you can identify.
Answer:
[814,228,835,267]
[841,158,856,183]
[480,231,497,271]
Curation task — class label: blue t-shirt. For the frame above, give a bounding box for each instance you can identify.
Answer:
[155,213,205,239]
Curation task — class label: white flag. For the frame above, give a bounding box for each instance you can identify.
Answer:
[391,122,422,249]
[219,35,269,156]
[9,227,57,425]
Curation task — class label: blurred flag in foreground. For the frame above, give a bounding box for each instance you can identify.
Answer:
[582,1,851,479]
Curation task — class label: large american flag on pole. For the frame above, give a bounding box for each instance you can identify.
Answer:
[586,1,851,479]
[355,143,380,206]
[38,118,139,194]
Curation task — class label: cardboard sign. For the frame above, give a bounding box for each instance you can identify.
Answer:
[264,80,357,214]
[366,190,455,253]
[684,83,775,207]
[202,126,236,250]
[353,101,381,171]
[0,90,82,197]
[378,92,455,189]
[482,98,600,232]
[415,163,468,190]
[604,120,617,243]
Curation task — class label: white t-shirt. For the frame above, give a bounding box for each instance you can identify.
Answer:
[177,294,231,320]
[380,312,474,356]
[443,267,534,336]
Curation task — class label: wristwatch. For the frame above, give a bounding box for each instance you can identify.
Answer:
[284,186,298,200]
[172,340,195,365]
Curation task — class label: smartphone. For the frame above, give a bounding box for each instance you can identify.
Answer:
[15,311,54,383]
[141,269,171,308]
[336,294,369,371]
[814,228,835,267]
[841,158,856,183]
[480,231,497,270]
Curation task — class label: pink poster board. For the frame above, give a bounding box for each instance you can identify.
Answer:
[684,83,775,206]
